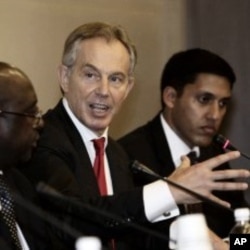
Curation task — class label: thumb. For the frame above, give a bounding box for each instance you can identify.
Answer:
[179,155,191,169]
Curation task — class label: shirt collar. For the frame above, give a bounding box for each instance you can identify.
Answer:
[62,97,108,147]
[160,113,199,167]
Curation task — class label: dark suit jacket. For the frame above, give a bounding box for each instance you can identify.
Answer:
[23,100,150,250]
[119,114,247,249]
[0,168,52,250]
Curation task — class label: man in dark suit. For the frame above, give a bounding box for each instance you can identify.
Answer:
[119,48,248,248]
[24,24,249,250]
[0,62,54,249]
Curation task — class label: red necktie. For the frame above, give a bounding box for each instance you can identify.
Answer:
[92,137,107,196]
[92,138,116,250]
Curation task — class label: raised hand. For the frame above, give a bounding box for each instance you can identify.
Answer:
[168,151,249,207]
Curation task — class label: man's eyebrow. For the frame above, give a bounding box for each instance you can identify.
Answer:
[81,64,99,71]
[82,64,127,77]
[197,91,231,98]
[220,96,232,102]
[195,91,214,97]
[111,72,126,77]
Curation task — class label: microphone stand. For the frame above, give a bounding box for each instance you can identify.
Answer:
[131,160,233,213]
[12,191,83,239]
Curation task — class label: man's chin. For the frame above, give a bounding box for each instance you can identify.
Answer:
[20,151,33,164]
[194,137,213,147]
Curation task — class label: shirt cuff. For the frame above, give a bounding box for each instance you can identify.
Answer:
[143,180,179,222]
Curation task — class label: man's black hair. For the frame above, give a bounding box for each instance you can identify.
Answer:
[160,48,236,108]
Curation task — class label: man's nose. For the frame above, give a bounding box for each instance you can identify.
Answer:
[33,116,44,130]
[96,78,110,95]
[207,103,221,120]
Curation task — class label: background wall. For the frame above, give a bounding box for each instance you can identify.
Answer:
[1,0,249,202]
[0,0,187,138]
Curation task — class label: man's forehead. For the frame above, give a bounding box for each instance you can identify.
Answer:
[183,80,232,99]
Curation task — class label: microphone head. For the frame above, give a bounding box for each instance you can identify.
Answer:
[213,134,237,151]
[130,160,159,177]
[36,182,63,198]
[130,160,140,174]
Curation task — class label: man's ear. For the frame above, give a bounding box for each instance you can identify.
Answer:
[162,86,177,108]
[57,65,70,93]
[123,76,135,100]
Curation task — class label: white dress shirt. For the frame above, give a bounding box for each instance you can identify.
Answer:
[160,114,199,167]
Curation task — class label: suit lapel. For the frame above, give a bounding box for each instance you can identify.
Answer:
[54,102,100,197]
[106,138,133,193]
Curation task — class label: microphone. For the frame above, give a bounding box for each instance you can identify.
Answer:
[37,182,64,198]
[213,134,250,160]
[131,160,233,212]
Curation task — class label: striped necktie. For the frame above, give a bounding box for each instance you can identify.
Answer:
[0,174,22,249]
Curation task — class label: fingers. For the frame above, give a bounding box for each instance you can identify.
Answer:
[170,150,249,205]
[211,181,248,191]
[207,194,231,208]
[213,169,250,180]
[196,151,241,170]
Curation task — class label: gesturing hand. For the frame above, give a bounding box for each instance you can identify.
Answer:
[168,151,249,207]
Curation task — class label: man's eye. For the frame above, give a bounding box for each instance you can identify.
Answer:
[110,75,126,84]
[110,76,121,82]
[83,71,100,81]
[25,106,38,115]
[85,72,95,78]
[198,95,211,103]
[219,100,229,108]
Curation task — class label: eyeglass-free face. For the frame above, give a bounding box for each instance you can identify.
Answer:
[58,38,134,137]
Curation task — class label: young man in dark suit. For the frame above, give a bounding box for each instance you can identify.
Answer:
[0,62,54,249]
[119,48,248,249]
[24,24,249,250]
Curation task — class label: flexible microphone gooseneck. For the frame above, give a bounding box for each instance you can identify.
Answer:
[213,134,250,160]
[12,191,83,239]
[131,160,233,213]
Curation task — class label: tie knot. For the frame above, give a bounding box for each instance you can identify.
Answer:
[92,137,105,153]
[186,151,198,165]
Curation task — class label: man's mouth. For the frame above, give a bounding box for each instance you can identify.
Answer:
[201,126,216,135]
[32,134,40,148]
[89,103,109,111]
